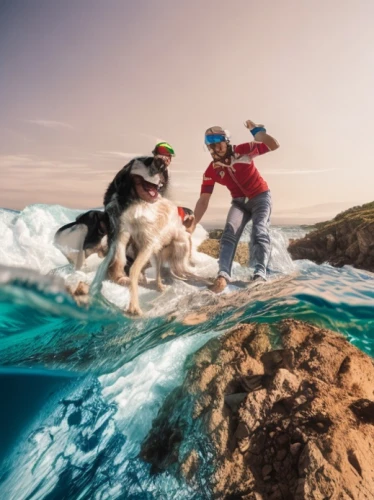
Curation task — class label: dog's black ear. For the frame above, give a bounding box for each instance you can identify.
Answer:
[103,159,135,207]
[116,163,136,209]
[104,159,137,244]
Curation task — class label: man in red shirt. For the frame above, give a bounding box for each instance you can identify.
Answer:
[192,120,279,293]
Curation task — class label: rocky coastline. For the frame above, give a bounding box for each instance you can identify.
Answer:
[141,319,374,499]
[199,202,374,274]
[288,201,374,272]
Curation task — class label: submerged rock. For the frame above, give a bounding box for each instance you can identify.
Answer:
[288,201,374,272]
[140,319,374,499]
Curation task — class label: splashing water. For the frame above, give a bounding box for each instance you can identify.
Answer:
[0,204,373,499]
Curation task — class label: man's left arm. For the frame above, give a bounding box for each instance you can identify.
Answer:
[244,119,279,152]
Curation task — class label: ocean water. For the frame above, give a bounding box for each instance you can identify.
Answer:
[0,204,373,499]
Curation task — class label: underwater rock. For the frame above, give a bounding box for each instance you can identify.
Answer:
[288,201,374,272]
[140,319,374,499]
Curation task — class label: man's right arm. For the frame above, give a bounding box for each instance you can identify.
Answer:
[186,165,214,233]
[193,193,211,226]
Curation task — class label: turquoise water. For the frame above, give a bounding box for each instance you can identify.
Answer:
[0,204,373,499]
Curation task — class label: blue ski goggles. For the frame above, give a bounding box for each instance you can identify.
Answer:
[204,134,227,145]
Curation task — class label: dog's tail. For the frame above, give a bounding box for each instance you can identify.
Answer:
[90,239,117,296]
[89,198,122,296]
[165,238,204,282]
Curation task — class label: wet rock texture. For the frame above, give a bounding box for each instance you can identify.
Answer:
[141,320,374,499]
[288,201,374,272]
[198,238,249,266]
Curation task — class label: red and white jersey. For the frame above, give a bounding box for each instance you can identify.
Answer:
[200,142,270,199]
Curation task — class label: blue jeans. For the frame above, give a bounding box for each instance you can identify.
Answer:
[218,191,272,280]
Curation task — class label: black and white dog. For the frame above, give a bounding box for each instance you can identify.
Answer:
[54,210,109,270]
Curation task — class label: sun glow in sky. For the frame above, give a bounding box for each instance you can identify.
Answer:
[1,0,373,224]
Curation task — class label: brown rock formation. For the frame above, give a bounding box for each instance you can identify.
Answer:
[208,229,224,240]
[141,320,374,499]
[288,201,374,272]
[198,238,249,266]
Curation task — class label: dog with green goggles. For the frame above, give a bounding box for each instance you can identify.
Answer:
[152,142,175,157]
[152,142,175,168]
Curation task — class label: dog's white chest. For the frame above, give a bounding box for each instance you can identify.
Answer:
[119,201,159,233]
[132,202,158,222]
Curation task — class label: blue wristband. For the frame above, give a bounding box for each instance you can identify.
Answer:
[250,126,266,136]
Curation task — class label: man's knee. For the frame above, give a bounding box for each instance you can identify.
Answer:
[222,223,239,244]
[252,222,270,243]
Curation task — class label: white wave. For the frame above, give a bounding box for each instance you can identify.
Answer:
[2,330,218,499]
[99,329,218,454]
[0,204,82,272]
[0,203,300,314]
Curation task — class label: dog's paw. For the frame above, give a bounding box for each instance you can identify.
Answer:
[75,281,90,295]
[65,281,90,307]
[75,295,90,307]
[156,281,166,292]
[127,303,143,316]
[139,273,148,286]
[117,276,130,287]
[66,281,89,298]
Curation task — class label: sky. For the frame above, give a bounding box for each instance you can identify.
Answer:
[1,0,373,225]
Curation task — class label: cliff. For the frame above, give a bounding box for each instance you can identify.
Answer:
[288,202,374,272]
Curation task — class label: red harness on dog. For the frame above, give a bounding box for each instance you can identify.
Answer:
[177,206,187,221]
